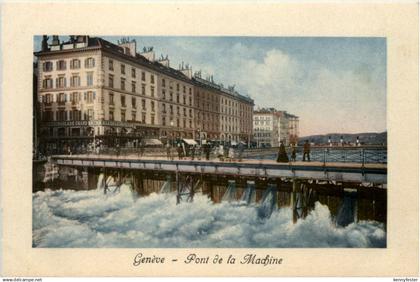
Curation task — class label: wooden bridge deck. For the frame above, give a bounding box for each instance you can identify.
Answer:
[52,154,387,185]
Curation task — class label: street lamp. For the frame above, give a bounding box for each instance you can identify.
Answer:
[170,120,174,147]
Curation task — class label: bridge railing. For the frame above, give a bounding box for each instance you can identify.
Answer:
[243,146,387,164]
[52,145,387,164]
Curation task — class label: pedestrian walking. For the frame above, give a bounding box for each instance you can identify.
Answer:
[166,142,172,160]
[116,143,120,157]
[229,146,235,162]
[276,141,289,163]
[205,144,211,160]
[190,145,195,160]
[238,142,244,162]
[290,143,296,162]
[303,140,311,161]
[177,143,183,160]
[224,145,229,161]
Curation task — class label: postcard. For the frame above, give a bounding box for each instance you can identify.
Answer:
[0,1,418,277]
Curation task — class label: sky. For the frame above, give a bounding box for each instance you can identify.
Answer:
[34,36,386,137]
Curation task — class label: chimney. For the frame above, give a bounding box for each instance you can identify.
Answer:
[51,35,60,45]
[157,54,170,67]
[118,37,137,57]
[140,46,155,61]
[180,63,192,79]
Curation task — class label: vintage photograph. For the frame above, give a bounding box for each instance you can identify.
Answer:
[32,35,387,248]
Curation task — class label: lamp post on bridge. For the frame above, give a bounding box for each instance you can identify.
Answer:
[170,120,174,147]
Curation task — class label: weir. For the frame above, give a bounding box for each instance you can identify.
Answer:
[240,181,256,205]
[35,155,387,226]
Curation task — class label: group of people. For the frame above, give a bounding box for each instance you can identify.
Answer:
[276,140,311,163]
[166,142,245,162]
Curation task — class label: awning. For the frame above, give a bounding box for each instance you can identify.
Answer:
[143,139,163,146]
[231,141,238,146]
[183,139,197,145]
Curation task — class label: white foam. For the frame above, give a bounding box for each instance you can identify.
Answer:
[32,188,386,248]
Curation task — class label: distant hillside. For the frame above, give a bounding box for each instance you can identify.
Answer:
[299,132,387,145]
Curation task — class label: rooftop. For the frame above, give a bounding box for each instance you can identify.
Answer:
[34,35,254,105]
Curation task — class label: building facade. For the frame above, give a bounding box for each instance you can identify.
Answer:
[35,35,254,154]
[253,108,299,147]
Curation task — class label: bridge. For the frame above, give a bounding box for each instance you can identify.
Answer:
[52,154,387,185]
[38,154,387,225]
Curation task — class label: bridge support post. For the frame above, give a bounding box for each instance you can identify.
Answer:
[291,179,298,223]
[176,169,180,205]
[81,167,89,190]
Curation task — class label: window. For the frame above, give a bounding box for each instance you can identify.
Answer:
[121,95,126,107]
[85,57,95,68]
[189,88,192,95]
[162,78,166,87]
[70,92,79,104]
[56,76,66,88]
[86,73,93,86]
[141,72,145,81]
[56,60,66,71]
[87,109,94,120]
[151,101,155,112]
[177,106,180,115]
[176,94,179,103]
[141,113,146,123]
[150,86,154,97]
[121,78,125,91]
[121,111,126,122]
[183,86,186,93]
[162,90,166,100]
[45,93,53,104]
[141,84,145,95]
[86,91,95,103]
[170,92,173,102]
[70,110,81,121]
[70,75,80,87]
[176,83,179,91]
[183,96,186,105]
[109,110,114,121]
[141,99,146,110]
[57,111,67,121]
[70,59,80,69]
[132,97,136,108]
[132,111,136,121]
[131,68,136,78]
[189,96,192,106]
[42,61,53,72]
[189,120,192,128]
[42,78,53,89]
[189,109,192,117]
[169,105,173,114]
[150,75,155,84]
[42,110,54,121]
[183,119,186,128]
[109,92,114,105]
[162,116,166,126]
[151,114,155,125]
[183,108,186,117]
[121,64,125,75]
[109,74,114,88]
[131,81,136,93]
[109,59,114,71]
[58,93,66,104]
[176,119,180,127]
[162,103,166,113]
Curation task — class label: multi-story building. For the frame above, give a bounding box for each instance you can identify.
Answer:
[253,108,299,147]
[35,35,253,153]
[193,75,254,143]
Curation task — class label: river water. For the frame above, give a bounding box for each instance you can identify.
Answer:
[33,183,386,248]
